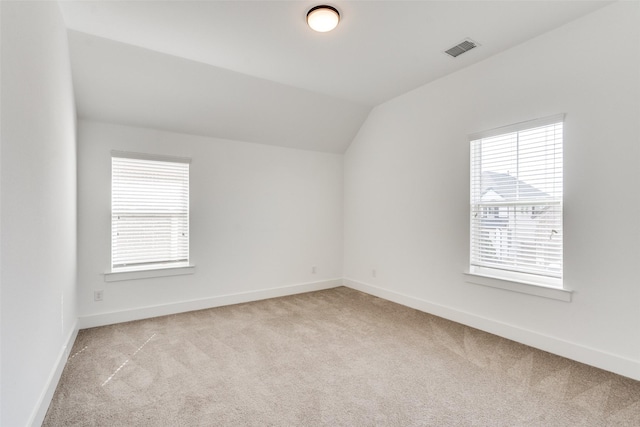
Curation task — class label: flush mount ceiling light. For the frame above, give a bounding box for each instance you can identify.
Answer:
[307,5,340,32]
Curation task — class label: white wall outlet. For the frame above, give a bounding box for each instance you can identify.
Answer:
[372,269,377,278]
[94,290,104,301]
[311,266,317,274]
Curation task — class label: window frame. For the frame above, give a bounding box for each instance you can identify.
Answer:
[467,114,569,298]
[106,151,194,282]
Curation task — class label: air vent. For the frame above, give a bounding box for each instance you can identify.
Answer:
[444,39,478,58]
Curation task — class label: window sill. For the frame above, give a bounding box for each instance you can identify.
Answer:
[105,265,195,282]
[464,269,572,302]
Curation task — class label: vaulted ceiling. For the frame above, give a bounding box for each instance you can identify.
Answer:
[59,1,611,153]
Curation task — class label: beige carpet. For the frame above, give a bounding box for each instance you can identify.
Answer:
[43,287,640,426]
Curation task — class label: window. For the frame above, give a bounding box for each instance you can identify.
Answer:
[469,115,563,288]
[111,152,190,272]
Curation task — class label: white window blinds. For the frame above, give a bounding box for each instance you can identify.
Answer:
[112,153,190,271]
[470,115,563,286]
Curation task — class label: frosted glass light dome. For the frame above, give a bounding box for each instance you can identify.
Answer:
[307,5,340,33]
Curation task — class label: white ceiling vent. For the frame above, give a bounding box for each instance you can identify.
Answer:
[444,39,478,58]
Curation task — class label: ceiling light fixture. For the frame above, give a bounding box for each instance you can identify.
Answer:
[307,5,340,33]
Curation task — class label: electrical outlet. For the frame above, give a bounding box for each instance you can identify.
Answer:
[94,290,104,302]
[372,269,377,278]
[312,266,317,274]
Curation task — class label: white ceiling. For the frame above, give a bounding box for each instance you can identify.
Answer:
[59,0,612,153]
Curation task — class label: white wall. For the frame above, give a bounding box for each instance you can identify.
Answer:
[0,2,78,425]
[344,1,640,380]
[78,120,343,324]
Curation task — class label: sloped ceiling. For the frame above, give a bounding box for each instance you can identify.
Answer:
[67,31,369,153]
[59,1,612,153]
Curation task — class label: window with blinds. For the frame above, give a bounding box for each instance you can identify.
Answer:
[469,115,563,287]
[112,153,190,271]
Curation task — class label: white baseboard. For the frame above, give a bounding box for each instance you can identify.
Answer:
[343,278,640,381]
[29,320,79,427]
[79,278,343,329]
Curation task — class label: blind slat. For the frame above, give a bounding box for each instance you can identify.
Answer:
[112,156,190,269]
[470,117,563,281]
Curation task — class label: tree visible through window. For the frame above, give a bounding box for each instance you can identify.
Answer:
[470,115,563,287]
[111,153,190,271]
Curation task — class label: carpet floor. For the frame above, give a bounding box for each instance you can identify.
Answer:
[43,287,640,426]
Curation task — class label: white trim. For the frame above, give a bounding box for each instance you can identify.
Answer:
[79,278,343,329]
[104,264,195,282]
[469,113,566,141]
[342,278,640,381]
[465,269,571,302]
[110,150,191,164]
[29,321,79,427]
